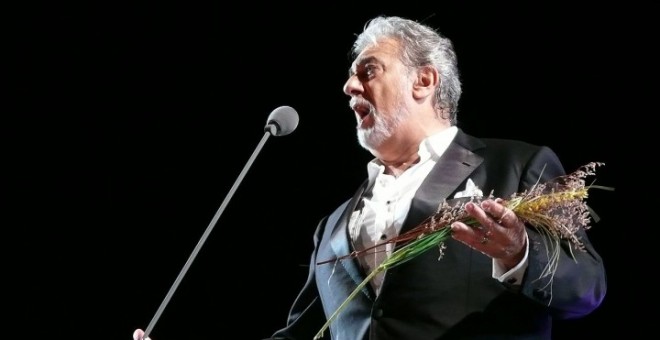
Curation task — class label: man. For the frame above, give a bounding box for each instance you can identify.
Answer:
[134,15,606,340]
[264,16,606,340]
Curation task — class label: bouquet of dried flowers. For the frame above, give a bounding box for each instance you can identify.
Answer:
[313,162,612,340]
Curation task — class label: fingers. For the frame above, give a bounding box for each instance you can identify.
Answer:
[451,201,495,247]
[133,329,150,340]
[451,219,491,250]
[480,199,513,227]
[450,200,526,261]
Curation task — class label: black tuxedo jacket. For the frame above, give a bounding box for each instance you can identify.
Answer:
[269,129,606,340]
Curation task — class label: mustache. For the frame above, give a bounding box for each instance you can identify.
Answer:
[349,97,375,114]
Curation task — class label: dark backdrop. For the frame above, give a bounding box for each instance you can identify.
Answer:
[14,2,622,340]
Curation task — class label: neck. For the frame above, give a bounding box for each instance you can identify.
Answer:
[380,153,420,177]
[372,116,451,176]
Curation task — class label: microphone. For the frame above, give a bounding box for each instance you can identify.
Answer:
[264,105,299,136]
[141,106,298,340]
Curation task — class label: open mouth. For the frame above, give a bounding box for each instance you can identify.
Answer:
[352,102,372,125]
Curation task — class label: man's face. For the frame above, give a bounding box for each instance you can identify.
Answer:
[344,38,414,151]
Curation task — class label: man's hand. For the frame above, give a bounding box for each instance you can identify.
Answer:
[450,199,527,270]
[133,329,151,340]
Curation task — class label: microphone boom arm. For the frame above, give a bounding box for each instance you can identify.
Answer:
[143,129,275,339]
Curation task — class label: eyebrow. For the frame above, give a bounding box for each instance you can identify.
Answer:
[348,56,379,77]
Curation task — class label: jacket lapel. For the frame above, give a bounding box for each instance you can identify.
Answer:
[329,179,376,300]
[401,130,485,234]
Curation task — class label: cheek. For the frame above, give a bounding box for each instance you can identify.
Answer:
[372,85,397,105]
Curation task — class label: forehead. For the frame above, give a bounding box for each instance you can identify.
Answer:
[349,38,401,71]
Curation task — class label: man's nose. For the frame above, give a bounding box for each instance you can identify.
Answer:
[343,75,362,96]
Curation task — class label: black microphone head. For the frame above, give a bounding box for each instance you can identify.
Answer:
[265,106,299,136]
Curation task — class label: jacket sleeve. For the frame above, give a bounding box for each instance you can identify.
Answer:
[266,217,331,340]
[517,146,607,319]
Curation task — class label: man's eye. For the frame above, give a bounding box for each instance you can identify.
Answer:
[357,64,377,81]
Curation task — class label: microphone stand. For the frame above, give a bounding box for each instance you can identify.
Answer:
[143,128,277,339]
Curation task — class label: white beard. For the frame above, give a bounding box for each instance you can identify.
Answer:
[357,104,410,152]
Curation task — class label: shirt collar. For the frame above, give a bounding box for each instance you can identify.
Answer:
[366,126,458,180]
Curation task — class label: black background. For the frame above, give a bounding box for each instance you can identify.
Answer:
[13,2,624,340]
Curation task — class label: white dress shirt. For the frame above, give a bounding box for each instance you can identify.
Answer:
[348,126,527,295]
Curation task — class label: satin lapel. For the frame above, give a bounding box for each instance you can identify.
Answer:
[329,179,375,299]
[400,138,484,234]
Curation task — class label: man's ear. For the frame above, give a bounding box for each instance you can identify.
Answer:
[412,66,439,99]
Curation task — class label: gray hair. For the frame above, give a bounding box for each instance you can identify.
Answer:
[352,16,462,124]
